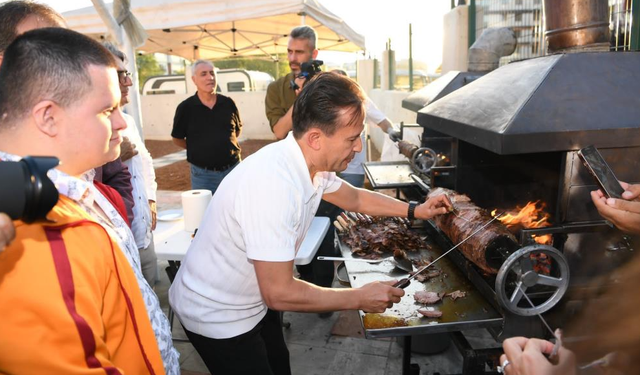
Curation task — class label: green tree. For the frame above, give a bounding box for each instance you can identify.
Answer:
[136,54,165,92]
[213,55,289,78]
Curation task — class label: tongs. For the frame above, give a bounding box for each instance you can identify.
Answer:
[393,213,502,289]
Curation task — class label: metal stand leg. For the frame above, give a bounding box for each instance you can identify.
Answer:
[165,261,189,342]
[403,336,412,375]
[450,331,501,374]
[280,311,291,329]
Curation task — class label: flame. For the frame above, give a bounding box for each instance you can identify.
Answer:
[492,201,552,244]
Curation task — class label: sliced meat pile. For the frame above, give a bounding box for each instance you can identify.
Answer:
[414,291,444,319]
[413,290,467,319]
[413,291,443,304]
[417,309,443,318]
[427,187,519,275]
[412,268,443,283]
[445,290,467,301]
[338,213,428,259]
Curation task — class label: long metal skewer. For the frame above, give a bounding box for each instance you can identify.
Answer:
[393,213,503,289]
[498,285,562,374]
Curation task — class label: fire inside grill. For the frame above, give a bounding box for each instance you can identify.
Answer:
[492,201,552,245]
[492,201,554,275]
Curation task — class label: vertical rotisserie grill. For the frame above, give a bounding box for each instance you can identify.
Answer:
[354,1,640,372]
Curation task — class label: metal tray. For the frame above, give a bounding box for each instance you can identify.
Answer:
[363,161,418,189]
[337,226,503,339]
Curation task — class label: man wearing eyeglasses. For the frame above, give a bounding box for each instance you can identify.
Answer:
[0,3,178,373]
[0,0,137,227]
[171,59,243,195]
[0,1,134,223]
[104,43,159,289]
[117,70,132,99]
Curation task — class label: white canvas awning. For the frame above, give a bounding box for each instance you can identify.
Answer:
[63,0,365,61]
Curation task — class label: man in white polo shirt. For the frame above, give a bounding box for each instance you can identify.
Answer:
[169,72,451,375]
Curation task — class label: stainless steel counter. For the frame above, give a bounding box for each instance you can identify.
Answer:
[337,224,503,339]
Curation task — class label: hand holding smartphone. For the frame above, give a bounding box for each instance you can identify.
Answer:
[578,145,625,199]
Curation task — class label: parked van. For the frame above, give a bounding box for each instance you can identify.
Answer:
[142,69,274,95]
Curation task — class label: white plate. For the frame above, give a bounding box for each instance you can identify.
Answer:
[157,209,183,221]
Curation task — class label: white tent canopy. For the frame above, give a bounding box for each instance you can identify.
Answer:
[64,0,365,61]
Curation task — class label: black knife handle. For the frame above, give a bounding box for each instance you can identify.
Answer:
[393,278,411,289]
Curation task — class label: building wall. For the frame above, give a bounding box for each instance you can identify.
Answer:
[141,92,276,141]
[442,5,470,73]
[367,89,416,153]
[141,87,417,163]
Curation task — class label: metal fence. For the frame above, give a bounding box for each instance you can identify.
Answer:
[372,0,636,90]
[609,0,634,51]
[476,0,545,64]
[476,0,634,65]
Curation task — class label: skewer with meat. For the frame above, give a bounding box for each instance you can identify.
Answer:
[427,187,519,274]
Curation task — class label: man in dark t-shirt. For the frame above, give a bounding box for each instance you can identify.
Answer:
[172,60,242,194]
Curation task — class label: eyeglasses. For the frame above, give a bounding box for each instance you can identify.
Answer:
[117,70,132,84]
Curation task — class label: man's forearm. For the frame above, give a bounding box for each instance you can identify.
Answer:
[255,260,399,313]
[324,183,450,220]
[324,185,408,218]
[349,189,407,217]
[263,276,363,312]
[272,106,294,140]
[376,118,393,133]
[172,137,187,149]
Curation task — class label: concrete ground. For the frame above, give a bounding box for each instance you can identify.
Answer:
[154,190,502,375]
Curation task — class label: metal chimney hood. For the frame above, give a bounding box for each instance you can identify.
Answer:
[417,52,640,155]
[402,71,483,113]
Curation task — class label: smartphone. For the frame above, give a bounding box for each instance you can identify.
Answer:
[577,145,625,199]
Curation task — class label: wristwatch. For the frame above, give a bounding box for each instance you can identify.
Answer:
[407,201,419,221]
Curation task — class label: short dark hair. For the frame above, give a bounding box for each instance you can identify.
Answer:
[0,28,117,127]
[331,69,348,77]
[290,25,317,50]
[0,1,66,54]
[292,72,365,138]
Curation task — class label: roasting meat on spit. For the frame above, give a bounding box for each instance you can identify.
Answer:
[427,187,519,274]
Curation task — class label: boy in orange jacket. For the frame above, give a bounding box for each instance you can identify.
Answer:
[0,28,165,374]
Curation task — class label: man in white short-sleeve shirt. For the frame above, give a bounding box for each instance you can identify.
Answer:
[169,72,451,375]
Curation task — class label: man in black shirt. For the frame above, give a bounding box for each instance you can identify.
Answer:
[172,60,242,194]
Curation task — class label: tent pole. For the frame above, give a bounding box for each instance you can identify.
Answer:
[409,23,413,92]
[232,21,236,54]
[91,0,144,139]
[91,0,123,44]
[122,35,145,139]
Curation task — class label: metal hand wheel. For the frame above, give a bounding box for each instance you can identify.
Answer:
[495,244,569,316]
[412,147,437,174]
